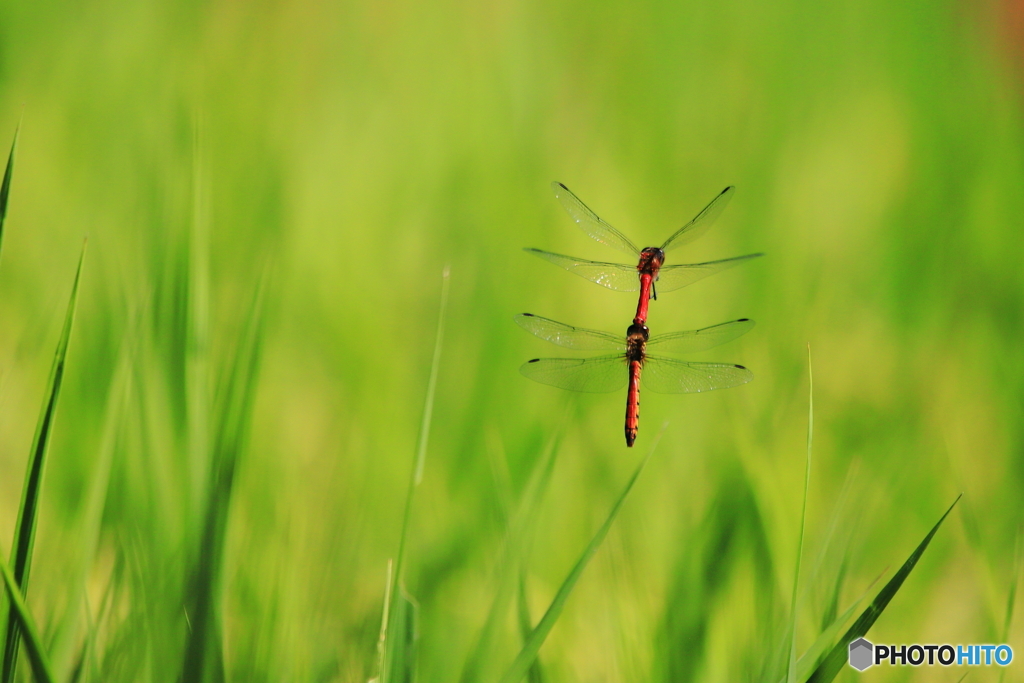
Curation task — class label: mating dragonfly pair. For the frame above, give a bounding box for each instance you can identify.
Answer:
[517,182,761,447]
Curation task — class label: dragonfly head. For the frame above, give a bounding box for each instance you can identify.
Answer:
[637,247,665,273]
[625,323,649,343]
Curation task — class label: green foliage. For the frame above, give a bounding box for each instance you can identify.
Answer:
[180,271,267,682]
[0,0,1020,680]
[516,571,544,683]
[1,244,84,683]
[0,555,55,683]
[500,429,661,683]
[806,495,962,683]
[785,345,813,683]
[0,127,17,263]
[376,269,448,683]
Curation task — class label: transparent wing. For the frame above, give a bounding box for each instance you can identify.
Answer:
[551,181,641,257]
[653,253,763,293]
[514,313,625,351]
[524,248,642,292]
[659,186,736,252]
[641,356,754,394]
[520,355,628,393]
[646,319,755,354]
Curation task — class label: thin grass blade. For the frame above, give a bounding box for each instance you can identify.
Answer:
[1,243,85,683]
[776,570,881,683]
[498,425,665,683]
[372,560,394,683]
[0,554,55,683]
[805,493,962,683]
[998,528,1022,683]
[390,587,419,683]
[516,570,544,683]
[458,407,566,683]
[786,344,814,683]
[48,331,134,679]
[381,267,449,683]
[180,272,267,682]
[819,558,848,634]
[0,124,19,265]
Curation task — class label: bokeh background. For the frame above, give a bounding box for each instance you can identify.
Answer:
[0,0,1021,680]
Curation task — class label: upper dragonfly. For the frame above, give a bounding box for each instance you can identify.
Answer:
[516,313,754,447]
[527,183,762,325]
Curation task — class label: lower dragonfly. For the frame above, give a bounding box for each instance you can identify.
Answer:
[516,314,754,447]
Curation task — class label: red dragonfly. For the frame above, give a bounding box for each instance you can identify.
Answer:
[527,183,762,325]
[515,313,754,447]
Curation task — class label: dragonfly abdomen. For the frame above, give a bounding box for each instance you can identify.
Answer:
[625,359,642,447]
[624,323,649,447]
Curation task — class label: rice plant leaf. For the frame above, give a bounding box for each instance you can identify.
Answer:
[786,344,813,683]
[1,243,85,683]
[498,427,664,683]
[805,493,962,683]
[516,570,543,683]
[458,408,565,683]
[0,554,55,683]
[390,587,418,683]
[776,569,881,683]
[998,528,1022,683]
[180,271,266,683]
[380,267,449,683]
[818,557,848,634]
[372,561,394,683]
[0,125,19,265]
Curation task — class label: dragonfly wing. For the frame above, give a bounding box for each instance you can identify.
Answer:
[524,249,642,292]
[551,182,641,257]
[653,253,763,293]
[646,319,755,354]
[641,356,754,394]
[514,314,625,351]
[520,356,628,393]
[659,186,736,252]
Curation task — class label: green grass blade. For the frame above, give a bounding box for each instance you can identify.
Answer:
[786,344,814,683]
[372,561,394,683]
[413,266,449,486]
[1002,528,1022,642]
[391,587,419,683]
[0,124,19,266]
[818,556,848,634]
[0,554,55,683]
[998,528,1022,683]
[805,493,962,683]
[180,272,266,683]
[45,331,133,679]
[776,569,881,683]
[516,570,543,683]
[458,406,567,683]
[2,242,85,683]
[381,267,449,683]
[373,568,419,683]
[498,425,665,683]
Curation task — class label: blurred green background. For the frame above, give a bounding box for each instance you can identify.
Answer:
[0,0,1021,680]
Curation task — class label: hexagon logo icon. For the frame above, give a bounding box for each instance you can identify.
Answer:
[848,638,874,671]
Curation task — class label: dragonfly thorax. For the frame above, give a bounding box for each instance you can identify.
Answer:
[636,247,665,274]
[625,323,648,361]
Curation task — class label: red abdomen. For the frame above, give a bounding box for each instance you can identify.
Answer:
[634,274,653,325]
[625,360,642,447]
